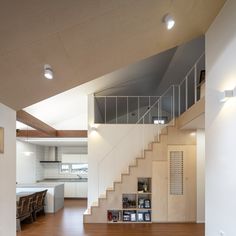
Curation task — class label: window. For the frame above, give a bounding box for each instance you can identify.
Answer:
[71,163,88,175]
[60,163,88,176]
[60,164,70,173]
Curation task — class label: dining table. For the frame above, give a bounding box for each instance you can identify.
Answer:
[16,183,64,213]
[16,191,37,202]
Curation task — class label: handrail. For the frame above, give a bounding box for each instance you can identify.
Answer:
[97,95,162,167]
[94,95,160,124]
[95,95,160,98]
[179,52,205,86]
[136,85,175,124]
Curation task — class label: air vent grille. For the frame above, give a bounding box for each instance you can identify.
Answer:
[169,151,183,195]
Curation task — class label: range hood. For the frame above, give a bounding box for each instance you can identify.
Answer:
[40,146,61,163]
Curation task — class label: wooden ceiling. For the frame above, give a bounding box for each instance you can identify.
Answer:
[0,0,226,110]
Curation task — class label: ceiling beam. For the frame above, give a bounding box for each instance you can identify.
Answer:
[56,130,87,138]
[16,130,51,137]
[16,110,57,137]
[16,130,88,138]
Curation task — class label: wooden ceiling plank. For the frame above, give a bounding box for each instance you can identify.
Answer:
[16,110,57,136]
[0,0,226,110]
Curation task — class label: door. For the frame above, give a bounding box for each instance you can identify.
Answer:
[152,161,168,222]
[167,145,196,222]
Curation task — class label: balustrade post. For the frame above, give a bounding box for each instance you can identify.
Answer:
[185,76,188,112]
[194,64,197,103]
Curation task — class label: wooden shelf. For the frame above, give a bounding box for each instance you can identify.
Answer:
[107,177,152,223]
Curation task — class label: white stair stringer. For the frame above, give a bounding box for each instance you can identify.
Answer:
[83,126,169,223]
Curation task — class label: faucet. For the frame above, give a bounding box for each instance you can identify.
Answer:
[77,174,82,179]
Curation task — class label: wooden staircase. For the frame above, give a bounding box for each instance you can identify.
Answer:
[83,126,169,223]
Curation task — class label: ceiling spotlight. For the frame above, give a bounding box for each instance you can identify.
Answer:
[163,14,175,30]
[44,64,53,80]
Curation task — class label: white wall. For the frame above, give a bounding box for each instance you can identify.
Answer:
[206,0,236,235]
[196,129,205,223]
[16,140,44,183]
[0,103,16,236]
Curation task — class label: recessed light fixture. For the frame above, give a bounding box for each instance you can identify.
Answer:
[163,14,175,30]
[44,64,53,80]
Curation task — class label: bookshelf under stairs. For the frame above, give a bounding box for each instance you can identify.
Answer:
[83,124,196,223]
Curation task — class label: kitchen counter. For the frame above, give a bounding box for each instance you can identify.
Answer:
[16,183,64,213]
[40,178,88,182]
[17,182,64,187]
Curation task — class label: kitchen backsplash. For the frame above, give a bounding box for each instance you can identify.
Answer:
[42,154,88,179]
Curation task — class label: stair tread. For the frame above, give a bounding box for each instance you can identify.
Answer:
[106,187,114,191]
[129,164,137,168]
[84,208,91,215]
[144,149,152,152]
[122,171,130,176]
[99,193,106,199]
[91,201,99,207]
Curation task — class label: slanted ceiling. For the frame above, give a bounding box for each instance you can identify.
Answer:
[0,0,225,110]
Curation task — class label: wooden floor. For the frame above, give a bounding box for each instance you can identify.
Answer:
[17,199,204,236]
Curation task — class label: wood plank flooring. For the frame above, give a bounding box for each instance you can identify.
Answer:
[17,199,204,236]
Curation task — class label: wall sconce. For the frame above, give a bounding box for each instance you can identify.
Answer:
[23,151,34,156]
[91,127,97,132]
[90,124,98,132]
[219,88,236,102]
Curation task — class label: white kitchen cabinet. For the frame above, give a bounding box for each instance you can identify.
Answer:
[76,182,88,198]
[64,182,77,198]
[64,182,88,198]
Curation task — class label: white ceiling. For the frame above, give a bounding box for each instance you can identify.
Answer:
[0,0,225,110]
[17,137,88,147]
[24,89,88,130]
